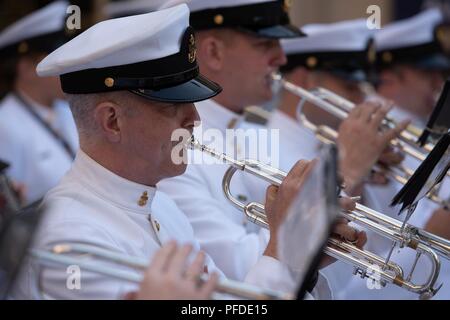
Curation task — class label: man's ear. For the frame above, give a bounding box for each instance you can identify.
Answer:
[197,35,226,71]
[94,101,122,143]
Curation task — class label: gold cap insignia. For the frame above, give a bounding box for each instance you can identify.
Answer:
[138,191,149,206]
[306,56,318,68]
[382,51,393,64]
[17,42,29,54]
[188,34,196,63]
[214,14,224,25]
[104,77,115,88]
[436,25,450,54]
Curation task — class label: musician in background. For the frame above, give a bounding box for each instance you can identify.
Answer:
[274,17,450,300]
[374,8,450,255]
[374,8,450,299]
[273,19,406,195]
[375,8,450,127]
[0,1,78,205]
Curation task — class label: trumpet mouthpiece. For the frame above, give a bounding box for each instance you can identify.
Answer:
[186,136,199,150]
[271,72,282,81]
[270,72,283,94]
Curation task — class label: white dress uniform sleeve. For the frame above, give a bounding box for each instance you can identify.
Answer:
[159,163,270,282]
[15,221,141,300]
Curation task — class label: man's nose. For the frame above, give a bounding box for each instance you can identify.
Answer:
[183,103,201,128]
[270,41,288,67]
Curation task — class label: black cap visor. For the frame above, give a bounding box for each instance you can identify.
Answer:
[415,54,450,71]
[130,73,222,103]
[240,24,306,39]
[330,69,369,83]
[190,1,305,40]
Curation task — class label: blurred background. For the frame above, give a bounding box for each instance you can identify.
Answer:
[1,0,448,97]
[1,0,450,32]
[290,0,449,25]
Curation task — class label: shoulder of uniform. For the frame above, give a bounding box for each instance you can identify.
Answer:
[244,105,271,125]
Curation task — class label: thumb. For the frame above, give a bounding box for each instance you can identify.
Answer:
[265,185,279,210]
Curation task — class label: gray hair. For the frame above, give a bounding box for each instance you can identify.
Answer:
[65,91,136,144]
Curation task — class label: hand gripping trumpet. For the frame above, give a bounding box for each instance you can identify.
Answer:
[187,137,449,299]
[271,73,447,205]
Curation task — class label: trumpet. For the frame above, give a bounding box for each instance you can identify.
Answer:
[271,73,447,205]
[31,244,293,300]
[188,138,449,299]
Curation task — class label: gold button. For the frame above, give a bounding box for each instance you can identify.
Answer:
[154,220,160,232]
[138,191,149,206]
[436,26,450,53]
[306,56,318,68]
[382,52,393,63]
[17,42,29,54]
[104,77,115,88]
[214,14,224,25]
[227,118,238,129]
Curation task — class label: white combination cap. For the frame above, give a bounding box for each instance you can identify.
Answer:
[103,0,167,19]
[283,19,374,54]
[281,19,376,82]
[160,0,305,39]
[0,1,70,58]
[375,8,450,70]
[37,4,221,103]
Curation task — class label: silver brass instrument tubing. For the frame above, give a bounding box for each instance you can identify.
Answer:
[188,138,444,298]
[31,244,294,300]
[272,74,447,205]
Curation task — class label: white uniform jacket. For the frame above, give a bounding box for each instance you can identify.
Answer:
[0,93,78,204]
[15,151,306,299]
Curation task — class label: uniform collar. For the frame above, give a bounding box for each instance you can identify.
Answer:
[271,108,302,133]
[195,98,244,132]
[73,150,156,214]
